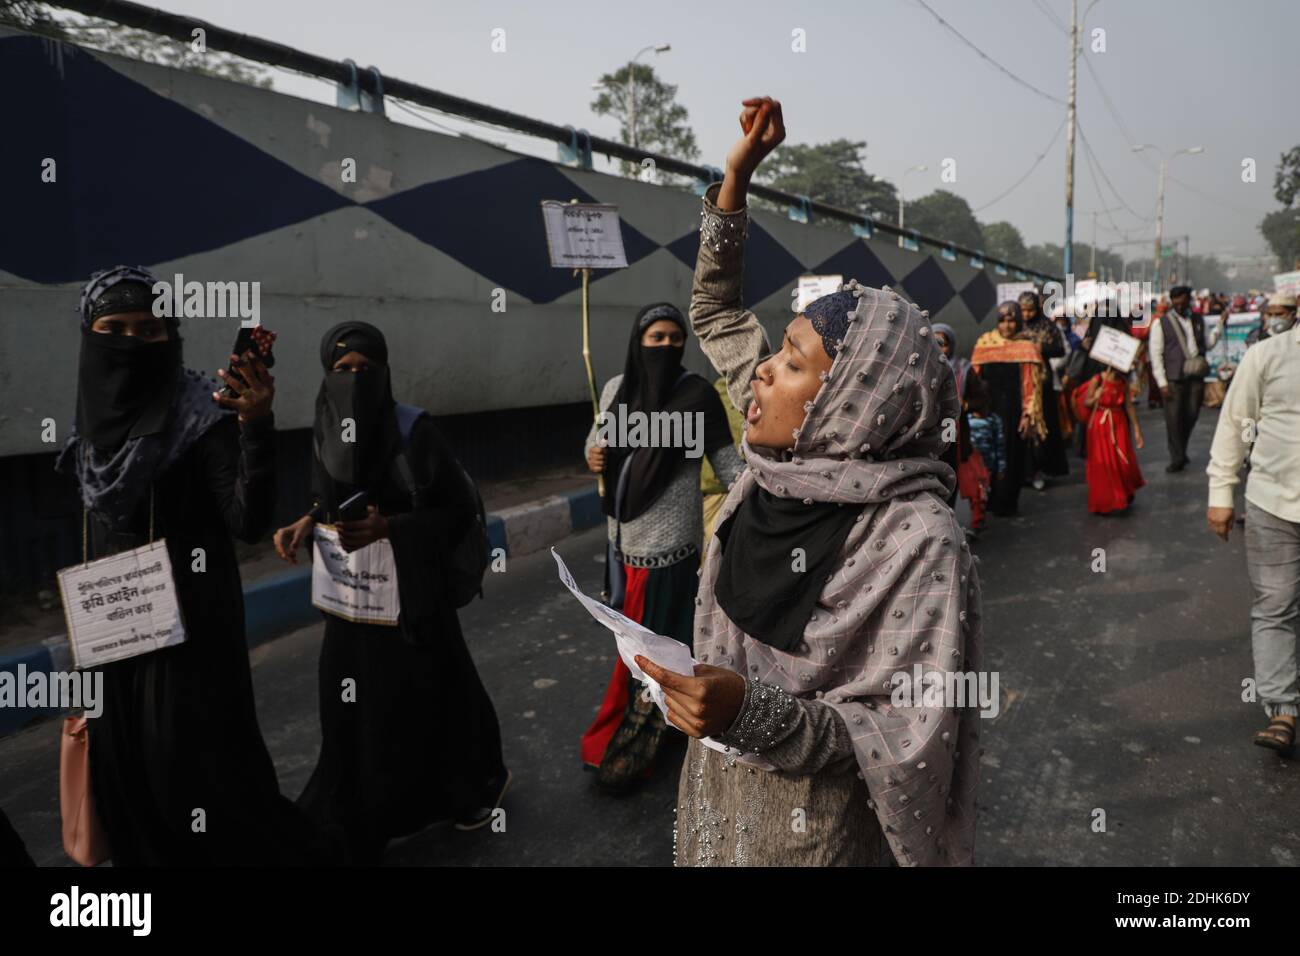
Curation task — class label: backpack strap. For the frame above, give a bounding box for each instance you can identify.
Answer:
[392,403,424,508]
[394,403,423,447]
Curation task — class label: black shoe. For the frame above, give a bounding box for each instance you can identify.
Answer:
[1165,462,1184,473]
[454,769,513,831]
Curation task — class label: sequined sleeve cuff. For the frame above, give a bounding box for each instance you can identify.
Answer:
[716,679,798,754]
[700,182,749,257]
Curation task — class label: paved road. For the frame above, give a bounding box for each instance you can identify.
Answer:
[3,405,1297,866]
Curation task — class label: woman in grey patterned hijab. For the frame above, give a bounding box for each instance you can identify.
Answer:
[637,97,983,867]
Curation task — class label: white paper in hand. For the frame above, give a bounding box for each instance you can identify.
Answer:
[551,548,754,761]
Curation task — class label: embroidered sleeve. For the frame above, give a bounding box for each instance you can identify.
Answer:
[717,679,855,774]
[690,183,768,419]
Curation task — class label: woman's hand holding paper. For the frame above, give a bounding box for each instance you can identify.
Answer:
[635,656,746,739]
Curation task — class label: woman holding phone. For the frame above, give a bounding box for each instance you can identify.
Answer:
[274,321,508,863]
[57,265,331,866]
[634,99,984,867]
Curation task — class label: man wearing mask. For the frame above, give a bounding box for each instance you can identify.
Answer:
[1149,285,1208,472]
[1246,293,1297,349]
[1207,293,1300,754]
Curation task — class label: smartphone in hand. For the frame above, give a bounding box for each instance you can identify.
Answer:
[220,325,277,397]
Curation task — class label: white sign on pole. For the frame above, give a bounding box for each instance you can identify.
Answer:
[540,201,628,269]
[311,525,401,626]
[1088,324,1141,373]
[794,275,844,312]
[57,541,186,669]
[996,281,1036,305]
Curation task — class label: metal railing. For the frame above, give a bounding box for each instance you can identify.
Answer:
[40,0,1062,283]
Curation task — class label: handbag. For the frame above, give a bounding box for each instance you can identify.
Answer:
[60,715,109,866]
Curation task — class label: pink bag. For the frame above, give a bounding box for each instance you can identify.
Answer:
[60,715,109,866]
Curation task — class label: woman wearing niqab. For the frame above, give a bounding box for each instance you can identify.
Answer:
[277,321,508,863]
[56,265,333,865]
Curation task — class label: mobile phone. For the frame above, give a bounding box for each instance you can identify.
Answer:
[338,491,369,522]
[220,325,277,397]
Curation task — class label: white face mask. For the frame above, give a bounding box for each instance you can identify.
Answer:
[1266,315,1296,335]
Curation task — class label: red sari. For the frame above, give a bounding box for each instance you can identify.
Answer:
[1072,375,1145,514]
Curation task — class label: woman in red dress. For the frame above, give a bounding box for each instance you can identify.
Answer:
[1073,367,1145,514]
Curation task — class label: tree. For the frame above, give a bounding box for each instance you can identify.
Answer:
[1022,243,1064,277]
[1264,145,1300,270]
[900,189,983,250]
[0,1,272,88]
[1260,207,1300,271]
[590,62,698,177]
[981,221,1027,262]
[755,139,897,225]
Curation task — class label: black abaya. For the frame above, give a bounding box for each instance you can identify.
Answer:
[297,412,506,864]
[977,363,1029,516]
[0,807,35,867]
[85,415,336,866]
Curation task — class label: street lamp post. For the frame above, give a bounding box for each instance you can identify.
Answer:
[898,164,927,248]
[1132,144,1203,291]
[627,43,670,150]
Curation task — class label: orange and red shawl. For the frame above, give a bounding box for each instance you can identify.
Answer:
[971,331,1048,442]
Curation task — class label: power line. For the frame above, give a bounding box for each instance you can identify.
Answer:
[1076,120,1154,222]
[911,0,1067,106]
[1031,0,1068,34]
[974,117,1066,212]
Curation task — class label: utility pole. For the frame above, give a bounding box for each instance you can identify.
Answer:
[1154,157,1167,291]
[1064,0,1078,277]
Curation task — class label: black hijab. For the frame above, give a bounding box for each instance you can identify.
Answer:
[714,489,860,653]
[58,266,228,531]
[600,303,731,522]
[313,321,400,513]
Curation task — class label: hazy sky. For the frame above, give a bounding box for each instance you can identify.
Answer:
[97,0,1300,265]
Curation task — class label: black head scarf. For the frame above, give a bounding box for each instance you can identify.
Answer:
[56,265,227,530]
[600,303,732,522]
[313,321,400,509]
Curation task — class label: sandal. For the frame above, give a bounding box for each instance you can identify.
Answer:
[1253,717,1296,753]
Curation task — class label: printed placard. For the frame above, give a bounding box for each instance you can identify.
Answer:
[996,281,1036,306]
[540,201,628,269]
[1088,324,1141,373]
[795,275,844,312]
[311,524,401,626]
[57,540,186,669]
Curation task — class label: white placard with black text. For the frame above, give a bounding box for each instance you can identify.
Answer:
[57,541,186,669]
[311,524,401,626]
[540,201,628,270]
[1088,324,1142,373]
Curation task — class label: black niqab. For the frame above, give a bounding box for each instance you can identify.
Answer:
[313,321,399,509]
[600,303,731,521]
[75,329,180,450]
